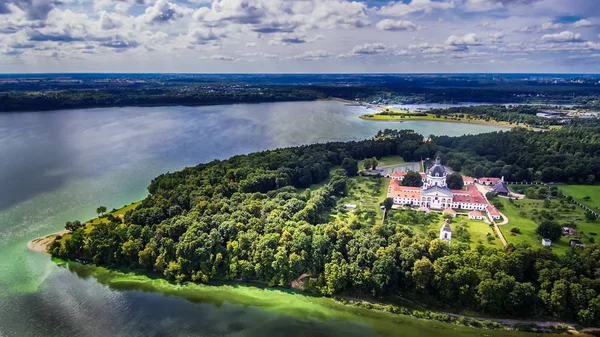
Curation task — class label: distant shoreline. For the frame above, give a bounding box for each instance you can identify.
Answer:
[359,114,518,129]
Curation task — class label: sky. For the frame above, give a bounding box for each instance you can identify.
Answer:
[0,0,600,73]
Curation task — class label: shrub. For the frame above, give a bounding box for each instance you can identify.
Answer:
[510,227,521,234]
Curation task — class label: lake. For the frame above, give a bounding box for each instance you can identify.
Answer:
[0,101,512,337]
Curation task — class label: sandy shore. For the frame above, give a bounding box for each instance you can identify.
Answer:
[27,230,69,254]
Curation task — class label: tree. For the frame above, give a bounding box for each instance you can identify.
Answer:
[363,158,373,170]
[341,158,358,177]
[370,157,379,170]
[96,206,107,216]
[363,157,378,170]
[65,220,83,232]
[446,173,464,190]
[402,171,423,187]
[383,197,394,211]
[536,220,562,241]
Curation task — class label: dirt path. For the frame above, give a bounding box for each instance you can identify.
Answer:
[27,230,69,254]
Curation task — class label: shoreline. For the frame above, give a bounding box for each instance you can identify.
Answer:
[27,235,590,335]
[358,114,552,131]
[27,230,69,254]
[360,114,517,128]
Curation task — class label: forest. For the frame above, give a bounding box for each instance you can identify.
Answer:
[3,74,600,112]
[50,126,600,326]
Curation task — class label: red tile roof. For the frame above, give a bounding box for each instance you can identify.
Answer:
[487,206,501,216]
[469,211,483,217]
[388,183,421,199]
[443,208,456,214]
[391,171,406,177]
[480,177,501,183]
[463,176,475,183]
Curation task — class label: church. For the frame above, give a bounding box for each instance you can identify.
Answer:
[387,157,491,212]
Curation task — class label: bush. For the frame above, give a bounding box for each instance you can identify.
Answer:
[510,227,521,234]
[590,232,597,236]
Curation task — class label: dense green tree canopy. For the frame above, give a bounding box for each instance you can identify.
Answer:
[50,127,600,326]
[446,173,464,190]
[402,171,423,187]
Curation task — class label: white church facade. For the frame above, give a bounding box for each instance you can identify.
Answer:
[387,157,491,211]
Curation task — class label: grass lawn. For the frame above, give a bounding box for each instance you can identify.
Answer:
[376,155,405,166]
[451,217,503,249]
[558,185,600,212]
[495,197,599,254]
[358,155,405,169]
[340,176,388,211]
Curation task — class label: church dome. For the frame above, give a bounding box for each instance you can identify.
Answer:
[428,157,446,177]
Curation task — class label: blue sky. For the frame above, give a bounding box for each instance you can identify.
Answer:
[1,0,599,73]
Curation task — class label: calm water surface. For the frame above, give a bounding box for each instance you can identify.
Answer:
[0,101,512,337]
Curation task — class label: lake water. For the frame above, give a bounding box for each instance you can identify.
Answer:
[0,101,512,337]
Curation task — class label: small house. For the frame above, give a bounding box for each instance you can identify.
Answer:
[344,204,357,209]
[569,238,585,249]
[486,206,502,220]
[479,177,501,186]
[443,208,457,218]
[468,210,484,220]
[463,176,475,185]
[493,181,510,196]
[563,227,576,236]
[542,238,552,247]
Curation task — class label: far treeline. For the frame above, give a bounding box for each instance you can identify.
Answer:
[51,127,600,326]
[3,81,600,112]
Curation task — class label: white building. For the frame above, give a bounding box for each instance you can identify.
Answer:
[542,238,552,247]
[387,157,490,211]
[440,219,452,241]
[469,211,484,220]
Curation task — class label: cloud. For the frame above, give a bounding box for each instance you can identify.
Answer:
[27,29,84,42]
[351,43,389,55]
[245,42,257,47]
[7,0,61,20]
[101,36,139,49]
[375,19,417,31]
[445,33,482,46]
[379,0,454,17]
[292,50,333,60]
[464,0,541,11]
[574,19,592,28]
[99,12,122,30]
[142,0,189,24]
[541,31,583,43]
[193,0,369,33]
[200,54,235,61]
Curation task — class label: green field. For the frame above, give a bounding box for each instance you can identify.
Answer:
[339,176,388,214]
[358,155,405,169]
[558,185,600,212]
[496,197,599,254]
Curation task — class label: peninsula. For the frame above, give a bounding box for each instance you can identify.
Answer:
[31,126,600,332]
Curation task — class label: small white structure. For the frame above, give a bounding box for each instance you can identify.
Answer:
[344,204,357,209]
[440,218,452,241]
[542,238,552,247]
[468,210,484,220]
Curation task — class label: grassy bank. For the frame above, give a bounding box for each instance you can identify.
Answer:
[360,113,518,128]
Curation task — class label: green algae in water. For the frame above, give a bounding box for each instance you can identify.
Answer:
[60,261,548,337]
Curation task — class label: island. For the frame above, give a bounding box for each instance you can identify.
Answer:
[31,126,600,333]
